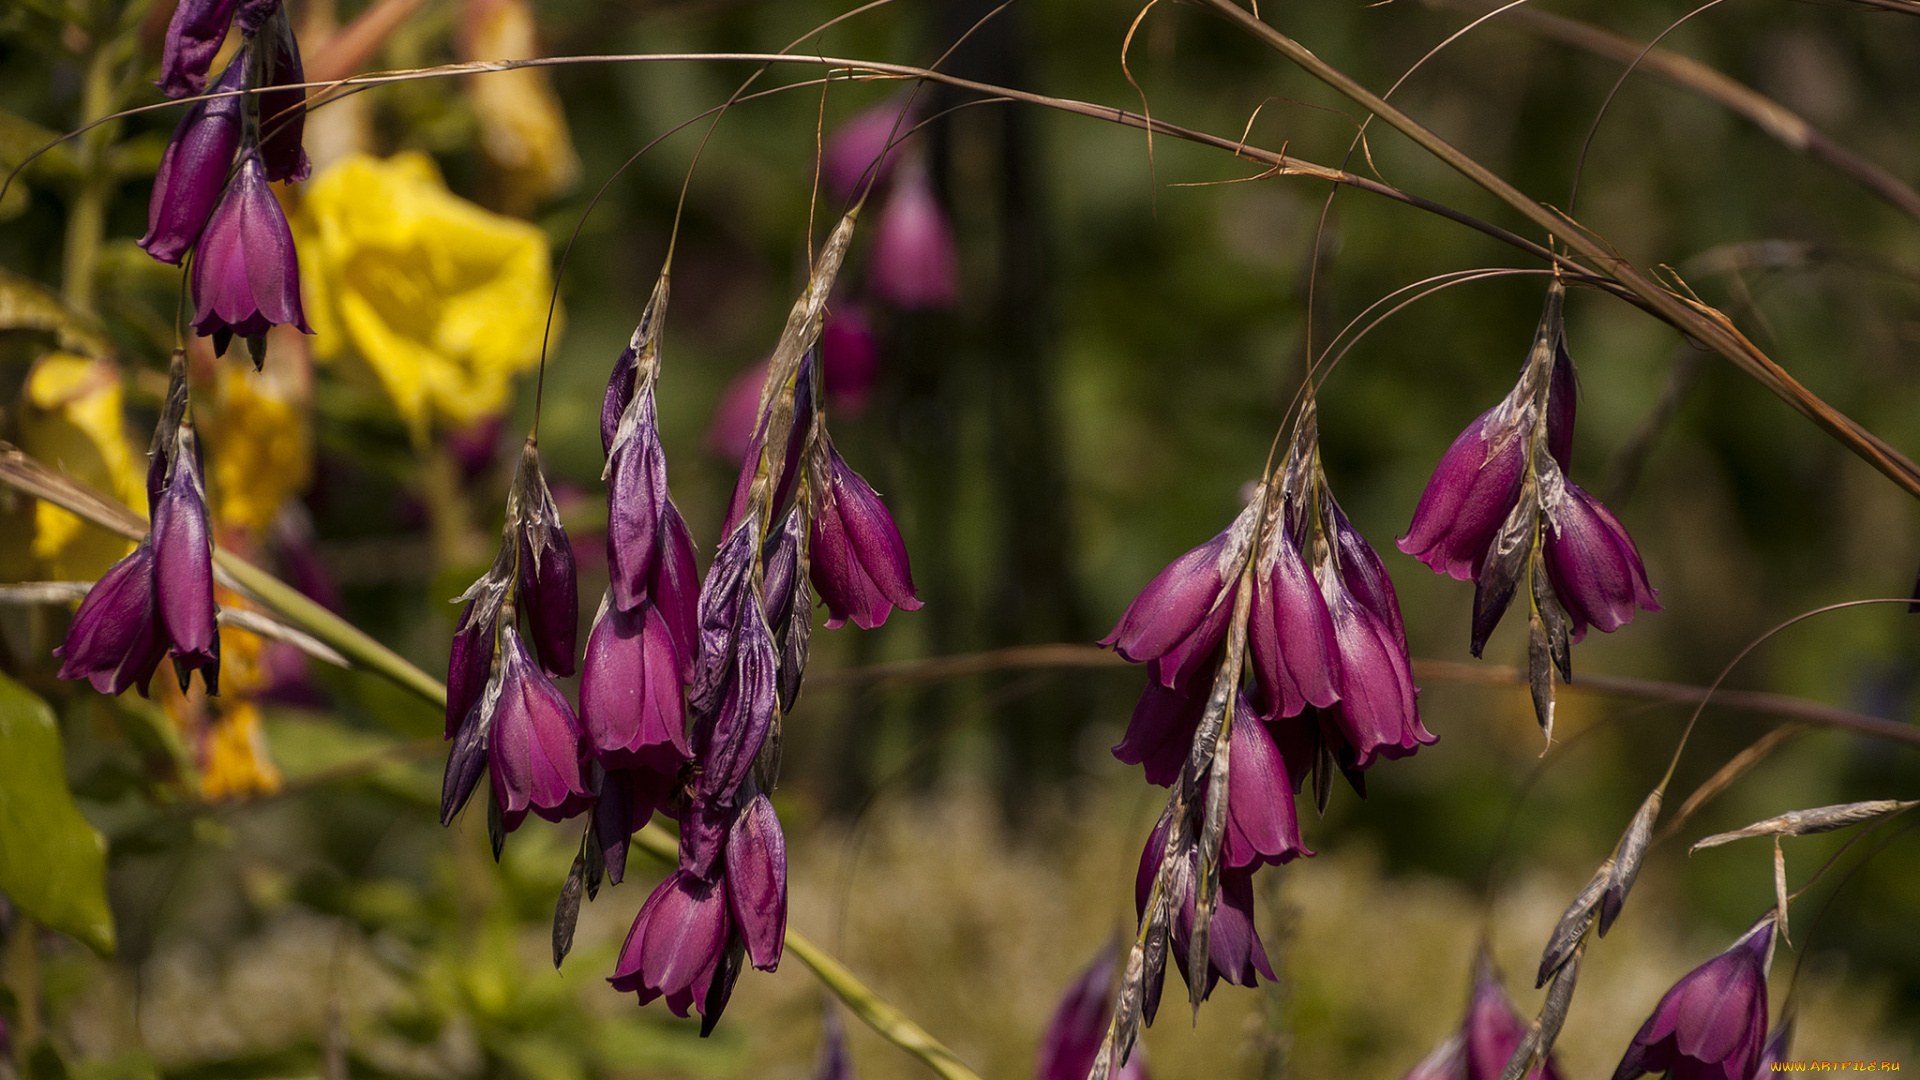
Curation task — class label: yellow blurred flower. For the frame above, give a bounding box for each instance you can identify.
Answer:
[200,329,313,534]
[293,152,557,441]
[16,353,144,580]
[199,701,283,801]
[462,0,581,212]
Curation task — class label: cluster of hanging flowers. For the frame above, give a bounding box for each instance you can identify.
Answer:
[436,210,917,1034]
[1091,399,1433,1074]
[145,0,312,364]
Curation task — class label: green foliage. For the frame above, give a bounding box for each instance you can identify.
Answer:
[0,671,114,956]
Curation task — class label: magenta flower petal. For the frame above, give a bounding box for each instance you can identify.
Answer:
[580,597,689,773]
[1543,481,1659,640]
[1102,528,1235,688]
[653,505,700,680]
[1222,697,1310,870]
[517,512,578,680]
[1249,531,1340,720]
[693,607,778,811]
[156,0,243,97]
[1462,955,1564,1080]
[1111,673,1206,787]
[190,151,311,354]
[1133,817,1275,1005]
[1398,409,1527,582]
[808,439,920,630]
[1320,569,1433,770]
[445,599,497,739]
[1612,917,1773,1080]
[822,308,880,414]
[706,362,766,461]
[869,163,958,310]
[152,434,219,695]
[140,53,246,265]
[724,793,787,971]
[607,383,669,613]
[486,627,590,825]
[55,539,168,697]
[610,869,732,1019]
[823,95,917,203]
[1036,947,1149,1080]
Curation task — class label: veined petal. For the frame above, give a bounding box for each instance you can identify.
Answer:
[1398,410,1526,582]
[725,793,787,971]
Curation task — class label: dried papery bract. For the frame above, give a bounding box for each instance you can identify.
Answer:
[1400,281,1656,738]
[1688,798,1919,852]
[1497,941,1582,1080]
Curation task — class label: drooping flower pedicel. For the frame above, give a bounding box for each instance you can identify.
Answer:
[1398,281,1656,739]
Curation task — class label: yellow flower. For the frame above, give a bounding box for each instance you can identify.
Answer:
[203,334,312,533]
[199,701,283,801]
[463,0,581,212]
[293,152,557,441]
[16,353,144,580]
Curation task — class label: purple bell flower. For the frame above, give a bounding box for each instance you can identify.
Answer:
[869,160,958,310]
[580,592,689,774]
[1462,953,1564,1080]
[151,423,220,695]
[1134,815,1275,1006]
[512,443,578,678]
[1247,505,1340,722]
[156,0,244,97]
[1111,676,1207,787]
[1101,500,1259,689]
[1035,947,1148,1080]
[594,764,676,886]
[1613,916,1774,1080]
[1542,478,1660,641]
[1221,698,1311,871]
[486,624,592,831]
[610,869,737,1023]
[724,792,787,971]
[190,149,311,357]
[807,434,920,630]
[55,539,168,697]
[140,52,246,265]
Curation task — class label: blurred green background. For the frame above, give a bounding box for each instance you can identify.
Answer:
[1,0,1918,1075]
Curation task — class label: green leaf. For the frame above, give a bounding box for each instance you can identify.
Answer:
[0,268,114,358]
[0,672,115,956]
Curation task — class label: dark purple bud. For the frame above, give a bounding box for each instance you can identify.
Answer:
[153,425,219,695]
[253,8,310,183]
[1222,698,1311,871]
[654,505,700,678]
[724,792,787,971]
[235,0,283,36]
[190,151,311,356]
[513,449,578,678]
[807,437,920,630]
[706,362,764,461]
[689,523,757,717]
[602,344,639,453]
[1547,335,1577,473]
[1035,947,1148,1080]
[140,53,246,265]
[1112,673,1208,787]
[1612,917,1774,1080]
[694,607,778,805]
[595,764,674,886]
[1325,495,1409,646]
[1248,527,1339,721]
[610,869,733,1020]
[1135,818,1275,1004]
[1398,409,1527,582]
[440,703,489,825]
[580,595,689,773]
[1102,502,1256,688]
[1318,560,1433,770]
[606,383,668,612]
[815,1007,854,1080]
[446,598,499,738]
[1541,480,1659,641]
[763,507,812,711]
[156,0,243,97]
[1462,954,1564,1080]
[54,539,168,697]
[869,162,958,310]
[823,95,917,203]
[486,626,591,827]
[822,307,880,414]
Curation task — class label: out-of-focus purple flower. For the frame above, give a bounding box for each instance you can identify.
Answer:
[190,150,311,357]
[141,52,246,265]
[822,308,880,414]
[1101,500,1258,690]
[807,434,920,630]
[868,160,958,310]
[446,415,504,484]
[815,1007,854,1080]
[486,625,592,831]
[157,0,244,97]
[55,539,168,697]
[1751,1019,1792,1078]
[610,869,737,1024]
[513,444,578,678]
[823,95,917,203]
[1134,817,1275,1006]
[254,8,309,183]
[1035,946,1148,1080]
[706,363,765,461]
[1456,953,1564,1080]
[152,423,220,695]
[580,593,689,773]
[1613,916,1774,1080]
[724,792,786,971]
[1541,478,1660,641]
